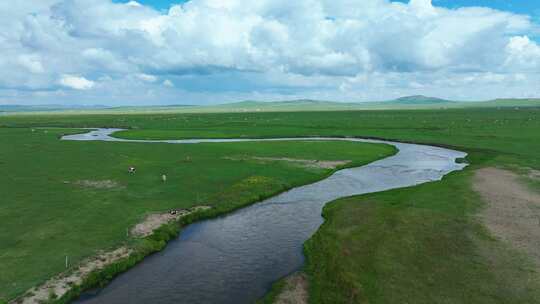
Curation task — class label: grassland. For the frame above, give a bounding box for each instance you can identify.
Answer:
[0,127,394,302]
[2,107,540,303]
[251,109,538,303]
[3,108,538,167]
[303,169,540,304]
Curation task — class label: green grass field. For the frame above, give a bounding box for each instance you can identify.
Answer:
[303,169,540,304]
[0,127,394,302]
[253,109,539,304]
[3,108,537,167]
[2,107,540,303]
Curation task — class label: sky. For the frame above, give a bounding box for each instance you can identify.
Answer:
[1,0,540,106]
[133,0,540,18]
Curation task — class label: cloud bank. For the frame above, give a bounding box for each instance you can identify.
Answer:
[1,0,539,105]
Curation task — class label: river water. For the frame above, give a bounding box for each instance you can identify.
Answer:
[63,129,467,304]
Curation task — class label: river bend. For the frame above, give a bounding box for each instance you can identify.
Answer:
[63,129,467,304]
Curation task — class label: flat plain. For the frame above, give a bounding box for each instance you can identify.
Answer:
[1,107,539,303]
[0,124,394,302]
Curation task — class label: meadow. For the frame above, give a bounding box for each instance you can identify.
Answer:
[253,108,540,303]
[3,107,538,167]
[2,107,540,303]
[0,126,394,302]
[302,169,540,304]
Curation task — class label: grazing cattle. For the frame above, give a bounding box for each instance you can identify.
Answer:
[162,174,167,182]
[128,166,136,174]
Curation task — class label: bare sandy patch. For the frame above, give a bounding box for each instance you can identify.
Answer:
[224,156,350,170]
[473,167,540,269]
[72,179,123,189]
[16,247,131,304]
[131,206,211,238]
[274,272,309,304]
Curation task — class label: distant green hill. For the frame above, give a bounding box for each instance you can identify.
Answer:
[0,104,108,113]
[0,105,66,112]
[390,95,453,104]
[467,98,540,108]
[2,97,539,115]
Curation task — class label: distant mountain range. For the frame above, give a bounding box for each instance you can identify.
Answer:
[0,104,108,112]
[1,96,539,114]
[390,95,452,104]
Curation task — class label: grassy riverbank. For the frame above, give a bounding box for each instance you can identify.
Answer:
[302,166,540,304]
[259,152,540,304]
[253,110,539,303]
[2,108,539,303]
[0,127,394,302]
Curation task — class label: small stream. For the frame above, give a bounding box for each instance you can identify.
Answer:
[63,129,467,304]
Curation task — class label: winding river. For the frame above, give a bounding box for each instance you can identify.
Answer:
[63,129,467,304]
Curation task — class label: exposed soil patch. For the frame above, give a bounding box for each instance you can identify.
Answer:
[17,247,131,304]
[224,156,350,169]
[473,167,540,269]
[274,272,309,304]
[72,179,123,189]
[131,206,211,238]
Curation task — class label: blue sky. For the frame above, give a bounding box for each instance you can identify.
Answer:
[431,0,540,17]
[2,0,540,105]
[131,0,540,17]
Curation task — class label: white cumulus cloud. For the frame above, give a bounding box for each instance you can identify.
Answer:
[59,75,95,90]
[0,0,539,105]
[126,1,142,7]
[18,55,45,74]
[136,73,158,82]
[505,36,540,70]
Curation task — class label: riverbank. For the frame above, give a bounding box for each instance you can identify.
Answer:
[0,127,396,303]
[58,130,465,304]
[12,207,213,304]
[262,157,540,303]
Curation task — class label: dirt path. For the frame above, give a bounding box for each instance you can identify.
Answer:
[473,167,540,269]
